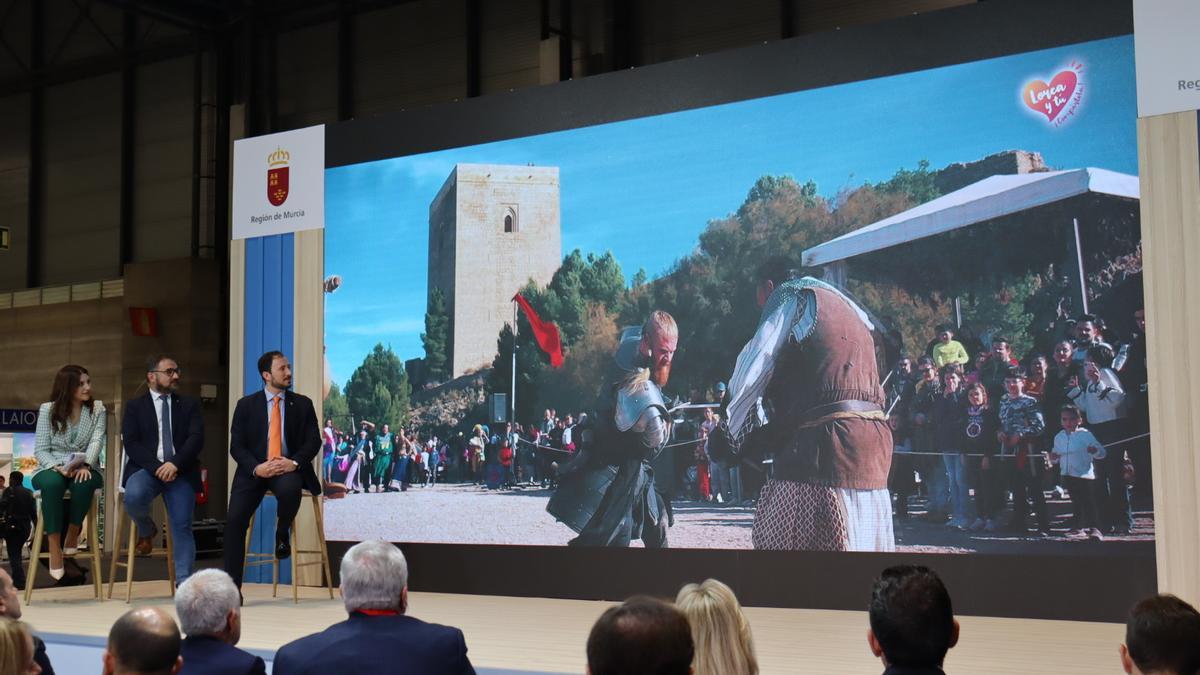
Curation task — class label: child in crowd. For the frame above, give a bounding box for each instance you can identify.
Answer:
[1068,344,1131,534]
[1026,352,1067,501]
[498,439,515,489]
[964,350,989,387]
[1051,404,1106,541]
[997,366,1050,535]
[960,383,999,531]
[931,324,970,370]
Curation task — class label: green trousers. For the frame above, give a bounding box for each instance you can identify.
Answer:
[372,455,393,486]
[31,468,104,535]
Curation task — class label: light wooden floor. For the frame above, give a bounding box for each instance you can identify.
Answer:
[22,582,1126,674]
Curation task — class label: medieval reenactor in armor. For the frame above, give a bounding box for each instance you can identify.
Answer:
[546,311,678,547]
[709,256,895,551]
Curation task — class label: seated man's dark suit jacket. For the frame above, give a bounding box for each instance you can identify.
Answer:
[179,635,266,675]
[229,389,321,493]
[121,391,205,490]
[272,613,475,675]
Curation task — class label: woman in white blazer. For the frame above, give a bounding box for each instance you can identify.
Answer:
[32,365,106,582]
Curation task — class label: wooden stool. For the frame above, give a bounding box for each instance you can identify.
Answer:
[25,490,104,605]
[107,496,176,602]
[243,490,335,603]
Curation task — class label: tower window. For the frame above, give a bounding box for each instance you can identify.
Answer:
[503,205,518,233]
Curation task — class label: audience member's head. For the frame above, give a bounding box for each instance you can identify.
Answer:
[7,472,22,489]
[0,569,22,620]
[103,607,182,675]
[868,565,958,670]
[675,579,757,675]
[992,336,1012,360]
[1120,594,1200,675]
[586,595,693,675]
[340,539,408,615]
[917,356,937,381]
[175,569,243,645]
[0,618,39,675]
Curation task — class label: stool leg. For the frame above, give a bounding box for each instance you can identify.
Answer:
[107,498,126,600]
[25,498,44,606]
[124,510,137,603]
[272,549,280,599]
[90,495,103,600]
[291,527,299,604]
[242,512,256,585]
[312,496,335,599]
[161,500,176,593]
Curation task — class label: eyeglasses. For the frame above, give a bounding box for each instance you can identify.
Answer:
[152,368,182,376]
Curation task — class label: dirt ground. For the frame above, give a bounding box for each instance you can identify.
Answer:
[322,481,1154,555]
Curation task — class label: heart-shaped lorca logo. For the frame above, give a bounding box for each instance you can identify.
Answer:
[1023,70,1078,122]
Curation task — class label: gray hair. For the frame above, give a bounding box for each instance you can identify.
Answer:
[340,539,408,613]
[175,569,240,636]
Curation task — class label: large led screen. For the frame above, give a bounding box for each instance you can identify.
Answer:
[320,34,1152,560]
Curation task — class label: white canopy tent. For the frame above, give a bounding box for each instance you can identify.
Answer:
[802,167,1140,315]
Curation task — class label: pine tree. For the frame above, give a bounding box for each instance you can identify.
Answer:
[422,287,450,382]
[323,381,350,427]
[344,343,411,427]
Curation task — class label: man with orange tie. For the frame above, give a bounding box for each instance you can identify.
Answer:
[224,351,322,590]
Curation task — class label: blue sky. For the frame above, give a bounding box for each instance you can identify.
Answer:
[325,35,1136,383]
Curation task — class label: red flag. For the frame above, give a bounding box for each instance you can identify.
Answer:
[129,307,158,337]
[512,294,564,368]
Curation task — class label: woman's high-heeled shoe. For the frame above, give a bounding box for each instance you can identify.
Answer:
[49,567,65,580]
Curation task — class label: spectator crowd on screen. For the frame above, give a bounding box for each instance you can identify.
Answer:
[885,309,1150,540]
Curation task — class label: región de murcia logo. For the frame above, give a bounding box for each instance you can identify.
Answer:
[267,147,290,206]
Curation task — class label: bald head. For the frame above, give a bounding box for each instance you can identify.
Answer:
[105,607,182,675]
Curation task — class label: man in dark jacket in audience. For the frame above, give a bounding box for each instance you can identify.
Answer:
[176,569,266,675]
[586,595,693,675]
[103,607,182,675]
[1120,594,1200,675]
[868,565,959,675]
[274,540,474,674]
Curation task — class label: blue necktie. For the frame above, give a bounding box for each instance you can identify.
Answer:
[160,395,175,462]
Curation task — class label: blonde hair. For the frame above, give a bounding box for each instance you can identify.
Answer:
[675,579,758,675]
[0,618,34,675]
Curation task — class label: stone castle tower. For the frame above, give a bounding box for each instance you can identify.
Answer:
[428,163,562,377]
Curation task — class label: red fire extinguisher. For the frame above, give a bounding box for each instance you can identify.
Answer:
[196,467,210,505]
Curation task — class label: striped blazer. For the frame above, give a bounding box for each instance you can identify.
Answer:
[33,401,106,476]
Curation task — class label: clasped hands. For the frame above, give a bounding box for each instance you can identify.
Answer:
[58,465,95,483]
[254,457,297,478]
[155,462,179,482]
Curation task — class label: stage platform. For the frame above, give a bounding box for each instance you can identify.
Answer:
[22,581,1126,674]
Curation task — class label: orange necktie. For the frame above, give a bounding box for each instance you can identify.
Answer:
[269,396,283,460]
